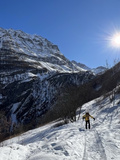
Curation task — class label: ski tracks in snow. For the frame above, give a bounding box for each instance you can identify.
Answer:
[82,129,107,160]
[26,124,108,160]
[26,124,120,160]
[94,129,107,160]
[1,121,120,160]
[82,131,88,160]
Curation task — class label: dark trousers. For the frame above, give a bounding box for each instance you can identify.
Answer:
[86,120,90,129]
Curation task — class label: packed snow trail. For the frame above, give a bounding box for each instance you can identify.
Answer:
[0,94,120,160]
[82,129,107,160]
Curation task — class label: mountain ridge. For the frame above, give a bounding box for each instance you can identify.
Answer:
[0,27,106,74]
[0,28,95,126]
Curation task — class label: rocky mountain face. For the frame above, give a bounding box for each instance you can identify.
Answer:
[0,28,101,125]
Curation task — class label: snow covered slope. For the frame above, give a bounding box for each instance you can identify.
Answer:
[1,92,120,160]
[0,27,106,75]
[0,27,95,124]
[0,27,85,73]
[91,66,107,75]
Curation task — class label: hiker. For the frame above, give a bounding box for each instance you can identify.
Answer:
[82,112,95,129]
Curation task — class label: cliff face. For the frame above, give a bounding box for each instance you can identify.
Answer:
[0,28,94,124]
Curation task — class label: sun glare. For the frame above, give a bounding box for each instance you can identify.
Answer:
[110,32,120,48]
[103,27,120,51]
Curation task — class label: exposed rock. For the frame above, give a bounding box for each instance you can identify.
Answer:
[0,28,95,124]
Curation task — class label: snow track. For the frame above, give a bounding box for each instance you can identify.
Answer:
[0,94,120,160]
[82,131,88,160]
[82,129,107,160]
[94,129,107,160]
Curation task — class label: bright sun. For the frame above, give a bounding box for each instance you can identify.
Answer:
[110,32,120,48]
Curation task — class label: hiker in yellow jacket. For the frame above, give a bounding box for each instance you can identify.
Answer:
[83,112,95,129]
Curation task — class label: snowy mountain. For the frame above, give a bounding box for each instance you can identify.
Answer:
[1,90,120,160]
[71,60,91,71]
[0,28,95,125]
[0,27,106,74]
[72,60,107,75]
[91,66,107,75]
[0,27,81,73]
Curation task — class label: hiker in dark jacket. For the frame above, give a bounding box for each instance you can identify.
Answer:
[83,112,95,129]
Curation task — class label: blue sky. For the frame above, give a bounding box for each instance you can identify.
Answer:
[1,0,120,68]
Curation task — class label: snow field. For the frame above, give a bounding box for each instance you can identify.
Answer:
[0,94,120,160]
